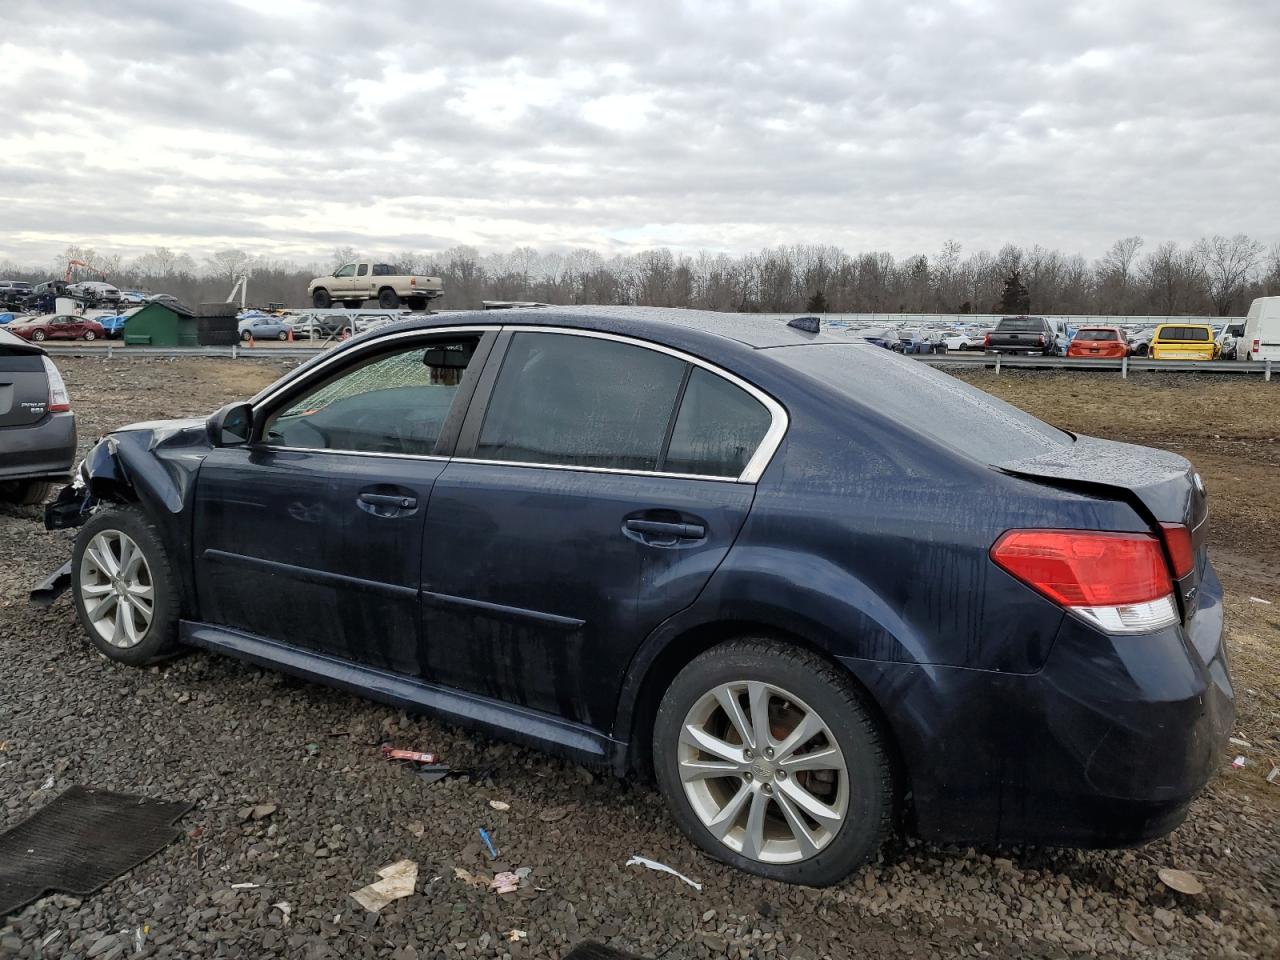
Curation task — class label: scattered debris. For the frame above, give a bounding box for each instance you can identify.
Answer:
[491,871,521,894]
[1267,765,1279,784]
[273,901,291,925]
[489,800,510,811]
[626,855,702,891]
[414,764,451,784]
[1232,755,1248,769]
[1228,737,1252,748]
[1158,868,1205,895]
[1248,596,1272,604]
[453,867,489,889]
[381,744,438,764]
[479,828,499,860]
[230,882,260,890]
[350,859,418,913]
[40,775,54,790]
[506,929,528,942]
[407,821,425,837]
[133,925,147,953]
[304,743,319,757]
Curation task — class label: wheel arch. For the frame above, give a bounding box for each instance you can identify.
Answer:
[615,616,911,816]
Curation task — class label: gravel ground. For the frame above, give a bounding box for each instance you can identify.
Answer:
[1,358,1277,959]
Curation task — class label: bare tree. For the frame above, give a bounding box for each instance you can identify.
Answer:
[1195,234,1264,315]
[1140,242,1205,315]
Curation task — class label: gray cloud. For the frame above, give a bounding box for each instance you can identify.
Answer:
[0,0,1276,265]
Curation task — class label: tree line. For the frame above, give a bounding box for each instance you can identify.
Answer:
[3,235,1277,316]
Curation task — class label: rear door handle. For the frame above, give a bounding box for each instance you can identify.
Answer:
[624,519,706,541]
[358,492,417,509]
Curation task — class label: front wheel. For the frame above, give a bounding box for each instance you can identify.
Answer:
[72,506,180,666]
[653,639,893,885]
[312,289,332,308]
[32,329,46,341]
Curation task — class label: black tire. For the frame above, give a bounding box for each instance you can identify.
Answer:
[407,296,428,311]
[0,479,55,505]
[653,639,893,886]
[343,299,363,309]
[71,505,181,667]
[312,288,332,308]
[240,329,253,342]
[378,288,400,309]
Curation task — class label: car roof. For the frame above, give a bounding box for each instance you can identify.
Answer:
[371,305,844,351]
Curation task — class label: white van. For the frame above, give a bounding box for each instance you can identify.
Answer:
[1242,297,1280,361]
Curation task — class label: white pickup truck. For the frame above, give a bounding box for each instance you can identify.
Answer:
[308,261,444,310]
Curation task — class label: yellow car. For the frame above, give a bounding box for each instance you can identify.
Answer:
[1150,323,1217,360]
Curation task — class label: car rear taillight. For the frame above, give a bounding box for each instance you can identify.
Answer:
[1253,338,1261,356]
[983,333,991,347]
[991,529,1178,634]
[1158,522,1194,579]
[1037,334,1046,345]
[410,277,417,286]
[42,356,71,412]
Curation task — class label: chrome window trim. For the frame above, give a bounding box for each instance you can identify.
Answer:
[476,325,788,484]
[248,322,789,483]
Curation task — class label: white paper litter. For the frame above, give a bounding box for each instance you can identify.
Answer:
[1248,596,1272,604]
[1228,737,1251,748]
[351,859,418,912]
[626,855,703,891]
[230,882,260,890]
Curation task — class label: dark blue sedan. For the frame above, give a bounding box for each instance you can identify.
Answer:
[40,307,1233,885]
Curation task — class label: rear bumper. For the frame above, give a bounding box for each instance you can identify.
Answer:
[0,413,76,482]
[847,561,1233,847]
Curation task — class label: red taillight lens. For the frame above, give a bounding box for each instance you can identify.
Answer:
[1159,523,1194,579]
[983,333,991,347]
[1253,338,1261,355]
[991,530,1173,607]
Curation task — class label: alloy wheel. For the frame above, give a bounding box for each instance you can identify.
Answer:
[678,680,848,863]
[79,530,155,648]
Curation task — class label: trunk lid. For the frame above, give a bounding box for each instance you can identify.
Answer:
[0,333,50,428]
[999,434,1208,618]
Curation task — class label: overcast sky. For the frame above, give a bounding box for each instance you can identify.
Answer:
[1,0,1276,266]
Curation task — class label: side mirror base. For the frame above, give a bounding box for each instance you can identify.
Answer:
[207,401,253,447]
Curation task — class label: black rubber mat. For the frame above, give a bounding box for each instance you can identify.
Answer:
[0,786,191,917]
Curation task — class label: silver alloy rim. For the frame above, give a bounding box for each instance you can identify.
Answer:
[678,680,848,864]
[79,530,154,648]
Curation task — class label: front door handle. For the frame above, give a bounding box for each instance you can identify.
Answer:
[624,518,706,543]
[359,492,417,510]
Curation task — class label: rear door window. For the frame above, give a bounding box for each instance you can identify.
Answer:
[664,367,771,477]
[476,332,686,471]
[996,317,1043,332]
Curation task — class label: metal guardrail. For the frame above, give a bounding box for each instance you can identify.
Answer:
[923,353,1275,379]
[38,342,1275,380]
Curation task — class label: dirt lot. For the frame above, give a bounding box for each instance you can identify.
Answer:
[0,358,1277,960]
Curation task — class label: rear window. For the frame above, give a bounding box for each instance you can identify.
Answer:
[1158,326,1210,342]
[775,344,1071,464]
[995,317,1046,332]
[372,264,398,276]
[1075,329,1119,341]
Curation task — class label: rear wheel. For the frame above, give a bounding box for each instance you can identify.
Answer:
[83,330,96,341]
[277,330,288,341]
[343,299,363,309]
[0,479,55,505]
[378,288,400,309]
[653,639,893,885]
[71,506,180,666]
[312,289,332,308]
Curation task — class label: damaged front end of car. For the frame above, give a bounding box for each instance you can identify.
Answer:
[31,418,212,607]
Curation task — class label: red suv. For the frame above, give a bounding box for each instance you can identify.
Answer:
[1067,326,1129,358]
[11,315,105,342]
